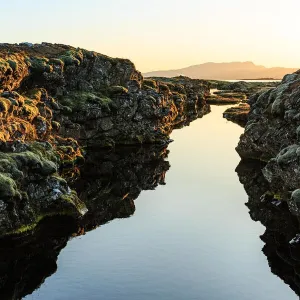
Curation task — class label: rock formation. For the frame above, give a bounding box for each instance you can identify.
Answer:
[236,72,300,199]
[223,104,250,127]
[0,43,208,234]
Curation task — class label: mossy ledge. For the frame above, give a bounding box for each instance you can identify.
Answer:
[0,42,211,236]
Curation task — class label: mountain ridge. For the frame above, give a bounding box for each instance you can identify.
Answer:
[144,61,299,80]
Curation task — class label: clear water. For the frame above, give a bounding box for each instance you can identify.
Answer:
[25,106,297,300]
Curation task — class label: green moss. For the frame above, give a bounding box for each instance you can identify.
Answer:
[136,135,144,143]
[158,84,170,93]
[60,190,87,214]
[0,58,10,73]
[21,102,39,120]
[25,88,46,101]
[143,79,157,89]
[49,58,64,67]
[7,210,76,236]
[0,173,18,198]
[7,59,17,71]
[0,158,23,179]
[0,97,11,113]
[11,151,57,176]
[27,57,52,74]
[59,91,112,111]
[58,49,83,67]
[107,86,128,96]
[273,194,282,200]
[28,141,59,163]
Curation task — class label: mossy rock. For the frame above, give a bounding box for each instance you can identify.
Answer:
[158,84,170,93]
[7,59,18,72]
[0,58,10,73]
[59,91,112,111]
[107,86,128,96]
[58,49,83,67]
[12,151,57,175]
[143,79,157,89]
[27,57,53,74]
[0,173,19,199]
[25,88,48,101]
[0,97,11,113]
[49,58,64,67]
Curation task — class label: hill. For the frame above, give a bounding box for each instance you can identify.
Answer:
[144,62,298,80]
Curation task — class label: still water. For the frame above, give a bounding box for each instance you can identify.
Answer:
[24,106,297,300]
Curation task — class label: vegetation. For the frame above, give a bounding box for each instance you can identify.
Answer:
[59,91,112,112]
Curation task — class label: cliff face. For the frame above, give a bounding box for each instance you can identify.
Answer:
[236,71,300,199]
[0,43,209,235]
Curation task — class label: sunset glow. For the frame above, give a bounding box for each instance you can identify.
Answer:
[2,0,300,72]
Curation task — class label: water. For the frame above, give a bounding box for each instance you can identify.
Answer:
[19,106,298,300]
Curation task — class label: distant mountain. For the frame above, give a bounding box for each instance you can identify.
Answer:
[143,62,299,80]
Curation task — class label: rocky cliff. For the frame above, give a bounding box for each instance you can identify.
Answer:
[236,71,300,204]
[0,43,209,235]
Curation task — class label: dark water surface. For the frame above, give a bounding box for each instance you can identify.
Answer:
[20,106,297,300]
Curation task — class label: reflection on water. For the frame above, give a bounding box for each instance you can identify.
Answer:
[237,160,300,297]
[0,106,298,299]
[0,145,169,300]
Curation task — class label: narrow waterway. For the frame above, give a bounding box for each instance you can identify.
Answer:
[25,106,297,300]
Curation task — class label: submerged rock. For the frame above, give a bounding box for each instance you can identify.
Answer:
[206,94,241,105]
[223,103,250,127]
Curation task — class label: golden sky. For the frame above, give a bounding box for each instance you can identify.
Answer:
[2,0,300,72]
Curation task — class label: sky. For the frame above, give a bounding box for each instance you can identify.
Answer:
[2,0,300,72]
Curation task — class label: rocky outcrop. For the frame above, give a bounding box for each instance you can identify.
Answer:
[0,144,169,299]
[0,44,210,147]
[236,72,300,197]
[223,103,250,127]
[210,80,279,97]
[0,43,210,235]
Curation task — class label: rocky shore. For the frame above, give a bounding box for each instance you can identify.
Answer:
[236,71,300,213]
[0,43,210,235]
[223,103,250,127]
[221,81,279,125]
